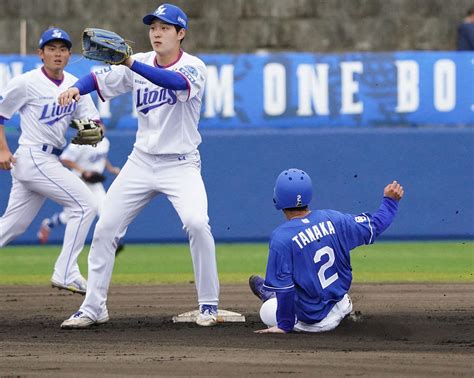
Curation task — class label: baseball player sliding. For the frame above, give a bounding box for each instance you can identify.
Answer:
[0,28,103,295]
[249,169,404,333]
[59,3,220,328]
[37,136,122,254]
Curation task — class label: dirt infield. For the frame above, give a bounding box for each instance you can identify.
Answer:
[0,283,472,377]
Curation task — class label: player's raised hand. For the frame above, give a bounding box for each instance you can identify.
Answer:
[254,326,287,334]
[0,149,16,170]
[58,87,81,107]
[384,180,404,201]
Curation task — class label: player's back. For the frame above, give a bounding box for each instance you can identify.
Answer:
[272,209,366,323]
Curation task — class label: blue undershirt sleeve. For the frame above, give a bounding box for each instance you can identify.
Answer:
[130,60,188,90]
[372,197,399,237]
[74,73,96,95]
[276,289,296,332]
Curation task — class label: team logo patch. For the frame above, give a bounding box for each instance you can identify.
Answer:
[154,5,166,16]
[52,29,62,38]
[178,65,198,83]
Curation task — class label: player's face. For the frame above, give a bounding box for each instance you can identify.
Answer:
[39,41,71,71]
[149,20,185,57]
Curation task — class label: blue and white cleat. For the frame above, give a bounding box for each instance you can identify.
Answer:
[51,276,87,295]
[60,310,109,329]
[249,275,275,302]
[196,304,218,327]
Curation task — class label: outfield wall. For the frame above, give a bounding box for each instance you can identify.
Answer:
[1,127,472,244]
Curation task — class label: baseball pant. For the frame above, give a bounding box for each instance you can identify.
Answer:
[80,147,219,320]
[259,294,353,332]
[0,146,98,284]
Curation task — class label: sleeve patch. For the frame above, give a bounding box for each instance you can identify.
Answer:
[354,215,367,223]
[178,65,199,83]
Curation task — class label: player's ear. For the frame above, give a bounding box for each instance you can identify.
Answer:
[38,48,44,61]
[178,28,186,42]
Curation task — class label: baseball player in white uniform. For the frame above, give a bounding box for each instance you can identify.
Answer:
[0,28,101,295]
[37,137,121,246]
[59,3,220,328]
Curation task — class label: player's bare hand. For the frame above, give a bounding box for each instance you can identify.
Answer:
[58,87,80,107]
[384,180,404,201]
[254,326,287,334]
[0,149,16,170]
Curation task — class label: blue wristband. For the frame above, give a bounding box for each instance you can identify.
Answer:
[74,73,96,95]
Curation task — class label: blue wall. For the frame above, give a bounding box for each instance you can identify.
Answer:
[1,127,473,244]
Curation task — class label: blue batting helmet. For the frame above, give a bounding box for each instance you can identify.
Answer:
[273,168,313,210]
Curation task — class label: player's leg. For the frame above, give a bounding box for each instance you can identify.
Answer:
[293,294,353,332]
[25,151,98,287]
[37,209,69,244]
[164,154,219,315]
[0,177,45,246]
[67,156,156,324]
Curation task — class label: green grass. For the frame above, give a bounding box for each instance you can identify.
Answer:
[0,241,472,285]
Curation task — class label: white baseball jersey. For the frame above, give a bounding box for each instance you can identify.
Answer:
[93,50,205,154]
[60,137,111,175]
[0,67,99,149]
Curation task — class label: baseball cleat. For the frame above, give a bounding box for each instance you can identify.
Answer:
[37,219,51,244]
[249,275,275,302]
[196,304,218,326]
[60,310,109,329]
[51,276,87,295]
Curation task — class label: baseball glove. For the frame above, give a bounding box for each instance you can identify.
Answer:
[81,171,106,184]
[82,28,132,65]
[70,119,103,146]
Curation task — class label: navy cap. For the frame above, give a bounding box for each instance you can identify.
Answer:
[143,4,188,29]
[38,28,72,49]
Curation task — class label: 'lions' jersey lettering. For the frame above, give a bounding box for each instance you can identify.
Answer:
[92,50,206,155]
[0,68,99,148]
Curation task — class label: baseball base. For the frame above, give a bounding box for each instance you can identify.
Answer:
[172,309,245,323]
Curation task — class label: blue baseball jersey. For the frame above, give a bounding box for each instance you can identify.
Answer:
[263,209,375,324]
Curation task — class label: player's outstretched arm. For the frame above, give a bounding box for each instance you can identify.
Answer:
[370,180,404,237]
[0,124,16,170]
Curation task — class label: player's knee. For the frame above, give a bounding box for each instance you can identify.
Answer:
[259,297,278,327]
[182,216,210,235]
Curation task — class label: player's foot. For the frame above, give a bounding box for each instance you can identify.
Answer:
[37,219,51,244]
[249,275,275,302]
[60,310,109,329]
[51,276,87,295]
[196,304,217,326]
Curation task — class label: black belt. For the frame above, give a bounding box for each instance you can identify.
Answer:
[42,145,63,156]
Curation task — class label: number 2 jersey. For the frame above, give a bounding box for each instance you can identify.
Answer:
[263,197,399,324]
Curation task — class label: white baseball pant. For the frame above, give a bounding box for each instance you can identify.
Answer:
[259,294,353,332]
[0,145,98,284]
[79,148,219,320]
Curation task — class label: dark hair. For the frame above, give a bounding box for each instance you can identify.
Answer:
[468,7,474,16]
[174,25,185,44]
[284,205,309,212]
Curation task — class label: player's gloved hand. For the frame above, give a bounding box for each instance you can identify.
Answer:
[384,180,404,201]
[82,28,133,65]
[58,87,80,107]
[81,171,106,183]
[70,119,104,147]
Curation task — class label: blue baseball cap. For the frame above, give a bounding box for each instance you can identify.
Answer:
[143,4,188,29]
[39,28,72,49]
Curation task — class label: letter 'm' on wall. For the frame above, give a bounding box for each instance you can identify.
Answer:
[204,65,236,118]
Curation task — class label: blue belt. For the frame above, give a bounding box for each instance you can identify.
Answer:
[42,145,63,156]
